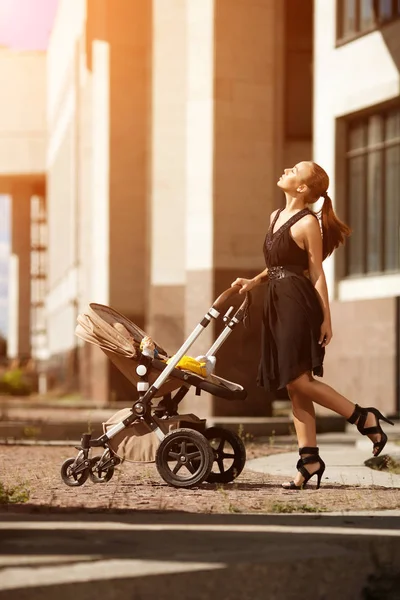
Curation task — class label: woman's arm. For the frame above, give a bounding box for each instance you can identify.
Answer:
[302,215,333,347]
[231,266,269,294]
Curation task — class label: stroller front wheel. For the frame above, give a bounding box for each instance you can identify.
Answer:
[155,428,214,488]
[61,457,90,487]
[89,455,115,483]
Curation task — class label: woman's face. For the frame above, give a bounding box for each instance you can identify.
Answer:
[277,161,312,194]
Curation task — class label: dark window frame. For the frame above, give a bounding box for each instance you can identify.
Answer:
[336,0,400,46]
[344,102,400,278]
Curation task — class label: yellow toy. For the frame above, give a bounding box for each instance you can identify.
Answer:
[166,355,208,377]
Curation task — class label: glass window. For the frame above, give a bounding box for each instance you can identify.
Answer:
[349,121,365,150]
[345,105,400,276]
[337,0,400,43]
[385,146,400,271]
[386,109,400,140]
[360,0,375,30]
[341,0,357,37]
[347,156,366,275]
[368,115,383,145]
[366,151,383,272]
[379,0,394,20]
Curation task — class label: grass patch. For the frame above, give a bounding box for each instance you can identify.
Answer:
[270,500,327,514]
[365,455,400,475]
[0,481,30,504]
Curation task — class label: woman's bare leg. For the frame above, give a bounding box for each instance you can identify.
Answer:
[288,389,317,448]
[283,388,318,487]
[282,370,387,487]
[287,372,382,450]
[287,371,354,418]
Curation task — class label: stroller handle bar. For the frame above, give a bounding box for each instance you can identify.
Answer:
[212,284,246,312]
[96,285,253,436]
[144,285,251,395]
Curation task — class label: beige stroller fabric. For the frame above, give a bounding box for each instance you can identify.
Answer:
[76,303,244,396]
[76,303,167,358]
[103,408,206,462]
[75,304,182,398]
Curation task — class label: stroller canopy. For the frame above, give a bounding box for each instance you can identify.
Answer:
[75,303,168,358]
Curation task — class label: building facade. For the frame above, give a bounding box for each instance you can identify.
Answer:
[0,48,46,361]
[44,0,315,415]
[314,0,400,417]
[3,0,399,419]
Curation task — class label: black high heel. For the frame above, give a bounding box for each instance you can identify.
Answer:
[347,404,394,457]
[281,447,325,490]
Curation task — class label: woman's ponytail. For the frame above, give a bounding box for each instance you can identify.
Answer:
[306,163,351,260]
[319,192,351,260]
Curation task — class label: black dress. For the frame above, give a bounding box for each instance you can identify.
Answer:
[257,208,325,392]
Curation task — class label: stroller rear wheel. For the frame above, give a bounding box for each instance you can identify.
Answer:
[204,427,246,484]
[61,457,90,487]
[155,428,214,488]
[89,455,115,483]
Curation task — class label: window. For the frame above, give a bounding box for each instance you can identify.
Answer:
[337,0,400,43]
[345,106,400,276]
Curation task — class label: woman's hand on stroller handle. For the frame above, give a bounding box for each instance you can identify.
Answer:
[212,284,250,312]
[231,277,256,295]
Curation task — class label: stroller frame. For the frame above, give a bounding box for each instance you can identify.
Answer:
[61,285,250,488]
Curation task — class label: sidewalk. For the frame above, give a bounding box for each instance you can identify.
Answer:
[247,439,400,489]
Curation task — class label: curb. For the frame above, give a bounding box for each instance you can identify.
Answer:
[0,415,346,442]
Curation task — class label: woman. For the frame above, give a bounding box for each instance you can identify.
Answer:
[232,161,394,490]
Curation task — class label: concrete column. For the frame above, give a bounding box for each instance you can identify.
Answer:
[86,0,153,404]
[183,0,215,417]
[183,0,284,417]
[147,0,187,354]
[8,188,31,359]
[212,0,284,417]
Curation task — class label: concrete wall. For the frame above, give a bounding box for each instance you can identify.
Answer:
[46,0,153,402]
[46,0,85,370]
[43,0,289,414]
[321,297,397,416]
[147,0,187,354]
[210,0,286,416]
[0,49,46,360]
[314,1,400,412]
[0,49,46,178]
[314,0,400,301]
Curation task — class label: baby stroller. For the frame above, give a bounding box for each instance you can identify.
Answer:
[60,285,250,489]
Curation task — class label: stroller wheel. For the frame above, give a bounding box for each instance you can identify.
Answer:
[60,457,90,487]
[204,427,246,484]
[155,428,214,488]
[89,455,115,483]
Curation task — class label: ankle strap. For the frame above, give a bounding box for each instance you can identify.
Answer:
[299,446,319,455]
[347,403,365,424]
[347,404,370,435]
[301,455,320,465]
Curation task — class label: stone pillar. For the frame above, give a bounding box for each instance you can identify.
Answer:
[212,0,285,416]
[182,0,284,417]
[182,0,215,417]
[147,0,187,354]
[87,0,152,404]
[8,188,31,359]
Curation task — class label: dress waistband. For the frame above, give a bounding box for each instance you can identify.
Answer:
[267,265,305,280]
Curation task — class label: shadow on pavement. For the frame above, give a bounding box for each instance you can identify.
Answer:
[1,508,400,600]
